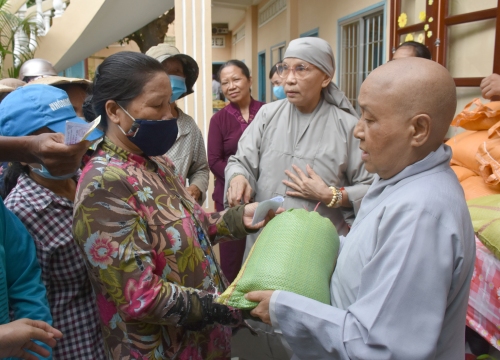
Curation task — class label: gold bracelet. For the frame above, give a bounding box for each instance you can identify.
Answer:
[326,186,338,208]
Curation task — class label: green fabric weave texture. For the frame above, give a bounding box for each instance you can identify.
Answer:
[468,194,500,260]
[217,208,340,309]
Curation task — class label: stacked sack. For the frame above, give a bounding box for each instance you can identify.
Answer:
[447,98,500,200]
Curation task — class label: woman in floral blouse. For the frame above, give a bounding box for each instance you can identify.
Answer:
[74,52,278,359]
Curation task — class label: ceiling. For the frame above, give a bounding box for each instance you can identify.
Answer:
[211,0,262,31]
[35,0,174,71]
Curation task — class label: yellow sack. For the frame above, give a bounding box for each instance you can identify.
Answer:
[451,98,500,131]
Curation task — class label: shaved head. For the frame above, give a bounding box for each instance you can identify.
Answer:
[365,58,455,147]
[354,58,457,179]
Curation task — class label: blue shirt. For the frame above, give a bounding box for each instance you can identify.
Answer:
[0,198,53,359]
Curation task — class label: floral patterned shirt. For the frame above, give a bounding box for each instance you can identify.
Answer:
[73,139,238,360]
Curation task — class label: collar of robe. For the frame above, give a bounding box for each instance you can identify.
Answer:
[353,144,452,227]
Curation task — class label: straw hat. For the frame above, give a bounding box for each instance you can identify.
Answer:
[28,75,91,87]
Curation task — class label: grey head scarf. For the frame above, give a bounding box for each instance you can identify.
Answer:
[284,37,358,117]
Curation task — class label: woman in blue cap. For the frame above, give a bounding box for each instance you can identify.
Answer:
[0,84,106,359]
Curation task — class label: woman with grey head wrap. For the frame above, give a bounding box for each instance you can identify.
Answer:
[226,37,373,360]
[282,37,357,116]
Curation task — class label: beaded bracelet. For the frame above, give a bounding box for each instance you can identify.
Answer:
[327,186,342,208]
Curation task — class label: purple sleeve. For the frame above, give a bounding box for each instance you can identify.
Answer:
[207,112,227,180]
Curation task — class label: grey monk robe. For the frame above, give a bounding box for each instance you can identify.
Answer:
[224,97,373,258]
[269,144,476,360]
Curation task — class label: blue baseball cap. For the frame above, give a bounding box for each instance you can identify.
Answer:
[0,84,103,140]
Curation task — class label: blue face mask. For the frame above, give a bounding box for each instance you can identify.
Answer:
[169,75,187,103]
[118,105,178,157]
[273,85,286,100]
[30,164,76,180]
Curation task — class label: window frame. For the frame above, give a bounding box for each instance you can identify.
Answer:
[300,28,320,38]
[390,0,500,86]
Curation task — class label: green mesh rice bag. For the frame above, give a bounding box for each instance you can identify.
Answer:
[468,195,500,260]
[217,208,340,309]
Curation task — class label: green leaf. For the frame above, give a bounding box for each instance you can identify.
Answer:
[100,267,121,289]
[107,166,127,178]
[73,219,85,240]
[194,247,205,262]
[99,267,125,302]
[178,252,188,272]
[188,257,195,272]
[102,170,121,182]
[0,0,41,77]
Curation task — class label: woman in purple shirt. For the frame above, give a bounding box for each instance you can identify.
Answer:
[208,60,265,282]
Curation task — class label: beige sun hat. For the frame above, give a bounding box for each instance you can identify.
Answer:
[0,84,15,93]
[0,78,25,102]
[0,80,23,102]
[146,43,199,99]
[27,76,91,87]
[0,78,25,89]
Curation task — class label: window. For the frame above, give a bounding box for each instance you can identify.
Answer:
[258,51,266,102]
[271,42,286,67]
[59,60,86,78]
[339,7,385,112]
[212,36,225,48]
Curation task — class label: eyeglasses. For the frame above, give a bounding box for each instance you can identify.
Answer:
[277,63,311,79]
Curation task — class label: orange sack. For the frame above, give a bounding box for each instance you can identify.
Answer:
[476,138,500,186]
[446,130,488,174]
[460,175,500,201]
[450,165,476,183]
[451,98,500,131]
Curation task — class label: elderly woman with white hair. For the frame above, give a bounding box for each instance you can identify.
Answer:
[226,36,373,360]
[226,37,373,252]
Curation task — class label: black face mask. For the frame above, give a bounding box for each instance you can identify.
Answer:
[118,104,178,157]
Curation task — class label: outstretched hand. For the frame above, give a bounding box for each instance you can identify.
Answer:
[29,133,91,176]
[0,318,63,360]
[246,290,275,325]
[283,164,330,203]
[242,202,285,230]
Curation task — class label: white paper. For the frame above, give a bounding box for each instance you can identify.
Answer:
[81,116,101,141]
[251,196,284,225]
[64,116,101,145]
